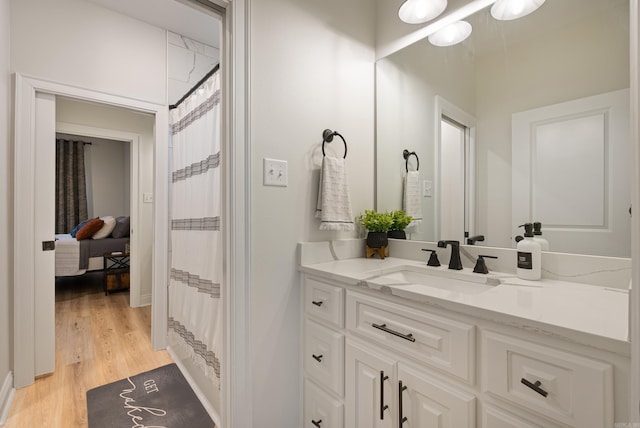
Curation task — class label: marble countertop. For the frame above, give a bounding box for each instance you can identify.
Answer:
[299,254,630,351]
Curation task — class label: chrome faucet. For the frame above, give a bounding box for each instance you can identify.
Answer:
[437,240,463,270]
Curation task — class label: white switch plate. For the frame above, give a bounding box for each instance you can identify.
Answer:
[143,192,153,203]
[263,158,288,187]
[423,180,432,197]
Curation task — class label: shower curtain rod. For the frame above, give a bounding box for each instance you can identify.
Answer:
[169,63,220,110]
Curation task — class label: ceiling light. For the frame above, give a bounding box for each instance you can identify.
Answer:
[398,0,447,24]
[428,20,472,46]
[490,0,545,21]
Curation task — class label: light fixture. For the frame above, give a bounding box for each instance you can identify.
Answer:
[428,20,472,46]
[490,0,545,21]
[398,0,447,24]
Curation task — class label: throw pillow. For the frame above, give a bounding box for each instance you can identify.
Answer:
[70,219,88,238]
[111,216,130,238]
[76,218,105,240]
[92,216,117,239]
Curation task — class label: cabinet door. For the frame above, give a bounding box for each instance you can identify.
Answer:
[397,363,476,428]
[346,341,396,428]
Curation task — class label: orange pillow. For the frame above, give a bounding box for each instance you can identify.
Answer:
[75,218,105,240]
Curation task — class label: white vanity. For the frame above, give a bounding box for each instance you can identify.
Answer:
[299,240,631,428]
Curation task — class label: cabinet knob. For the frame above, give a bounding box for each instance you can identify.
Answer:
[312,354,323,363]
[311,419,322,427]
[311,300,323,307]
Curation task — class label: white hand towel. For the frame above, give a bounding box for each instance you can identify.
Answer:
[403,170,422,226]
[315,156,354,231]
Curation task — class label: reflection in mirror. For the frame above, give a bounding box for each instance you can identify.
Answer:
[375,0,630,257]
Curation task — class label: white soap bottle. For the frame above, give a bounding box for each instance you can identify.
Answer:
[517,223,541,280]
[533,221,549,251]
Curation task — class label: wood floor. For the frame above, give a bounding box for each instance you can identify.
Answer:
[4,272,173,428]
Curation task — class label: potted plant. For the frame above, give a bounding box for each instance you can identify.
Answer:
[357,210,393,248]
[388,210,413,240]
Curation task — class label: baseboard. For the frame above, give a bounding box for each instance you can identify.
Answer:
[167,346,221,427]
[139,293,152,307]
[0,372,15,426]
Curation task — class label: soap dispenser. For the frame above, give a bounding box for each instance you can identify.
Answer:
[533,221,549,251]
[516,223,541,280]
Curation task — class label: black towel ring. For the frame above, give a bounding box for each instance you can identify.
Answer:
[403,149,419,172]
[322,129,347,159]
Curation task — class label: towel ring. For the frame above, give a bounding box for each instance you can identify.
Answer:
[403,149,419,172]
[322,129,347,159]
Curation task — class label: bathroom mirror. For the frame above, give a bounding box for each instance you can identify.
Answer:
[375,0,631,257]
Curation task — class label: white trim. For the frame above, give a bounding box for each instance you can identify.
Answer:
[13,74,169,388]
[139,293,153,307]
[434,96,477,243]
[0,372,15,426]
[166,346,221,427]
[56,122,143,307]
[222,1,252,428]
[630,0,640,422]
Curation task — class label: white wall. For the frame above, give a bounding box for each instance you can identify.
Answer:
[0,0,11,407]
[475,3,629,247]
[11,0,167,105]
[168,31,219,105]
[249,0,375,425]
[84,139,130,219]
[56,99,154,300]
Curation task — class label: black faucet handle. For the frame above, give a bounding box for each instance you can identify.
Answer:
[473,255,498,274]
[467,235,485,245]
[422,249,441,267]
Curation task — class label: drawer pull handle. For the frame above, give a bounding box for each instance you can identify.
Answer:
[521,378,548,397]
[380,371,389,420]
[399,380,408,426]
[312,300,323,307]
[311,419,322,427]
[312,354,323,363]
[372,323,416,342]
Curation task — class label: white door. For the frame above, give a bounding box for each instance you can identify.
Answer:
[345,341,396,428]
[34,92,56,376]
[440,117,466,243]
[397,363,476,428]
[512,89,631,256]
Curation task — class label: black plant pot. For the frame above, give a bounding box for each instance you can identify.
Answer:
[366,231,388,248]
[387,230,406,240]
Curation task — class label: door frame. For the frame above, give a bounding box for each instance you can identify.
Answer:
[13,73,169,388]
[434,95,476,242]
[56,122,143,306]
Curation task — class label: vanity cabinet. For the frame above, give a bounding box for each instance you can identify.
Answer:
[301,273,624,428]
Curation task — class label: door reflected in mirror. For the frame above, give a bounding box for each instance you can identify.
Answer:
[375,0,630,257]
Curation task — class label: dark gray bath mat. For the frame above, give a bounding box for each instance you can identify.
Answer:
[87,363,214,427]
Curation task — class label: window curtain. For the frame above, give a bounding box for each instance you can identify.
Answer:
[168,70,222,391]
[55,139,88,234]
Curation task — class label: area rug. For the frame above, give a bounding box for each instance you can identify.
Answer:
[86,363,214,427]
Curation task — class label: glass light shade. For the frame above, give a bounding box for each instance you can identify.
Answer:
[428,21,472,46]
[398,0,447,24]
[490,0,545,21]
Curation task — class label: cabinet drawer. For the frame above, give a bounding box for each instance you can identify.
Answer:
[346,291,474,383]
[304,319,345,397]
[304,379,343,428]
[481,403,563,428]
[481,330,613,428]
[305,277,344,328]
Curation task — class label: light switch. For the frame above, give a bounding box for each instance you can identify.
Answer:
[423,180,432,197]
[263,158,288,187]
[143,193,153,203]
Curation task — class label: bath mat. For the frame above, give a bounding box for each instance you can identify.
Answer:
[86,363,214,427]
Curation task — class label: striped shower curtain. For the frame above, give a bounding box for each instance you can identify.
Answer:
[168,70,222,390]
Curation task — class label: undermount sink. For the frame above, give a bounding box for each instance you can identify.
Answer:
[362,265,504,295]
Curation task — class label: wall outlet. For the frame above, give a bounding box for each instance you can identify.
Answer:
[263,158,288,187]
